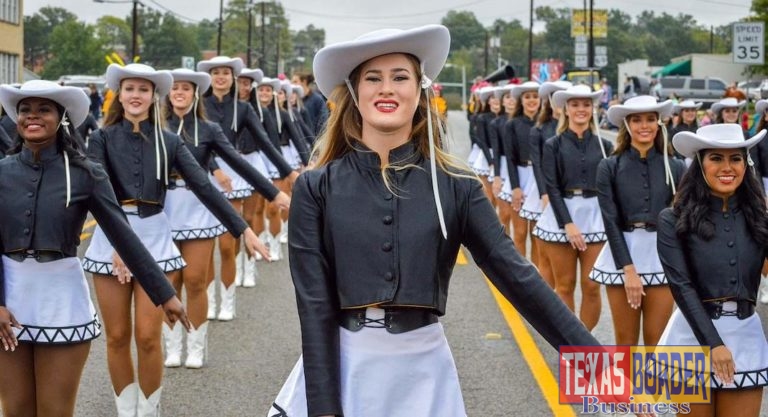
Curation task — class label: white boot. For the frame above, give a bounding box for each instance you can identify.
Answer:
[161,322,182,368]
[234,249,245,287]
[137,387,162,417]
[114,382,138,417]
[184,322,208,369]
[269,232,282,261]
[760,276,768,304]
[243,254,257,287]
[278,220,289,243]
[255,231,267,261]
[206,281,217,320]
[217,282,236,321]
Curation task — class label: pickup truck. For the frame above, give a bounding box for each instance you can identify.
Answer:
[656,76,727,108]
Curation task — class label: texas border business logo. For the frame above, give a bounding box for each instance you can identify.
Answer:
[559,345,711,415]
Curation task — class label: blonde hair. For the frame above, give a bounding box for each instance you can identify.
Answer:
[555,100,596,135]
[312,54,476,190]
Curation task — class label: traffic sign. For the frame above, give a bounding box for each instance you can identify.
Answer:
[575,41,588,55]
[595,55,608,68]
[181,56,195,70]
[733,22,764,64]
[575,55,588,68]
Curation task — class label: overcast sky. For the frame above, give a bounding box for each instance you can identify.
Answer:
[27,0,754,44]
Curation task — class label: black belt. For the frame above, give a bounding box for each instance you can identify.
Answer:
[339,308,438,334]
[623,222,657,232]
[563,189,598,198]
[5,250,66,263]
[703,300,754,320]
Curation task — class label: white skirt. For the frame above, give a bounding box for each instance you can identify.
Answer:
[497,158,513,203]
[589,229,667,286]
[164,182,226,241]
[518,165,544,221]
[763,177,768,195]
[82,209,186,275]
[211,156,252,200]
[3,256,100,344]
[656,304,768,389]
[469,144,492,179]
[268,308,466,417]
[281,143,303,170]
[243,151,270,185]
[532,196,606,243]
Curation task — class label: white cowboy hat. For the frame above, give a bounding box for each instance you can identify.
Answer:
[169,68,211,93]
[756,99,768,116]
[477,86,498,103]
[291,84,304,97]
[239,68,264,84]
[256,77,281,91]
[196,56,244,76]
[673,123,766,159]
[312,24,450,97]
[607,95,673,127]
[673,99,702,113]
[0,80,90,126]
[493,84,515,100]
[551,84,603,109]
[510,81,541,100]
[279,79,294,96]
[106,63,172,97]
[710,97,746,114]
[538,80,572,103]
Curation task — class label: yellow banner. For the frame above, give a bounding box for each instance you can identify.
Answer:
[571,9,608,38]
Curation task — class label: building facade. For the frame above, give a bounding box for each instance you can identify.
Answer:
[0,0,23,84]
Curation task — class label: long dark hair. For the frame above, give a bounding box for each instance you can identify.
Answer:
[8,102,100,177]
[672,149,768,244]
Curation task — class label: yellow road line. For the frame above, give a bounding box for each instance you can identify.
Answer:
[487,279,576,417]
[82,219,97,230]
[455,247,468,265]
[80,233,92,241]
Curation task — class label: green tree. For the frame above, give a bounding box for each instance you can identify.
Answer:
[441,11,485,52]
[23,7,78,69]
[140,12,200,68]
[41,21,106,79]
[750,0,768,75]
[194,19,218,53]
[95,15,131,52]
[289,24,325,73]
[221,0,291,75]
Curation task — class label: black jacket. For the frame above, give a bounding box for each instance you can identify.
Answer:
[203,94,293,177]
[290,141,599,416]
[303,90,328,136]
[474,112,495,165]
[166,113,279,201]
[88,120,248,236]
[489,115,513,182]
[530,119,558,197]
[542,129,614,227]
[77,114,100,143]
[0,145,176,306]
[657,196,765,348]
[597,147,685,269]
[0,124,12,158]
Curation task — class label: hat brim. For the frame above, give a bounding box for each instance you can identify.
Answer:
[170,69,211,93]
[673,129,766,159]
[607,100,673,127]
[673,102,702,113]
[711,101,746,114]
[239,69,264,84]
[106,64,173,97]
[313,24,450,97]
[256,78,281,91]
[538,81,572,103]
[756,100,768,115]
[551,89,603,109]
[196,57,244,77]
[511,82,540,99]
[0,84,89,127]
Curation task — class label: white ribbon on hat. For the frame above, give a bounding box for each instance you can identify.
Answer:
[421,68,447,240]
[274,90,282,134]
[57,110,72,207]
[232,80,238,132]
[153,93,169,185]
[176,85,201,146]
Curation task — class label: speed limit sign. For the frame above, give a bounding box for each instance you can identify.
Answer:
[733,22,764,64]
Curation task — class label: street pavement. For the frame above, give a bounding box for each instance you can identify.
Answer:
[14,111,768,416]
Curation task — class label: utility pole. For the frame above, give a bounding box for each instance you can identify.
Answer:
[484,31,489,76]
[247,1,253,67]
[261,2,266,70]
[528,0,533,79]
[588,0,595,88]
[131,0,138,61]
[216,0,223,55]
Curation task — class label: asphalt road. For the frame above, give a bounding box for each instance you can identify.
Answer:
[8,111,768,417]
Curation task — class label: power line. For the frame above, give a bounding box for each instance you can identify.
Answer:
[145,0,201,23]
[283,0,490,20]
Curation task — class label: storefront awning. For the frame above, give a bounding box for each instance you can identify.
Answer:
[651,60,691,77]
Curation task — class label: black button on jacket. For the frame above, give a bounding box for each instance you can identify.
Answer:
[166,113,279,201]
[597,147,685,269]
[657,196,766,348]
[290,141,600,416]
[203,94,293,178]
[88,119,248,236]
[530,118,558,197]
[542,129,614,227]
[0,145,176,306]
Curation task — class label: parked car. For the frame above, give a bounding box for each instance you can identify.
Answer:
[761,79,768,99]
[656,76,727,108]
[738,79,764,101]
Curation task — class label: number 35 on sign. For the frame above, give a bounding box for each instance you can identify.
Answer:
[733,22,764,65]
